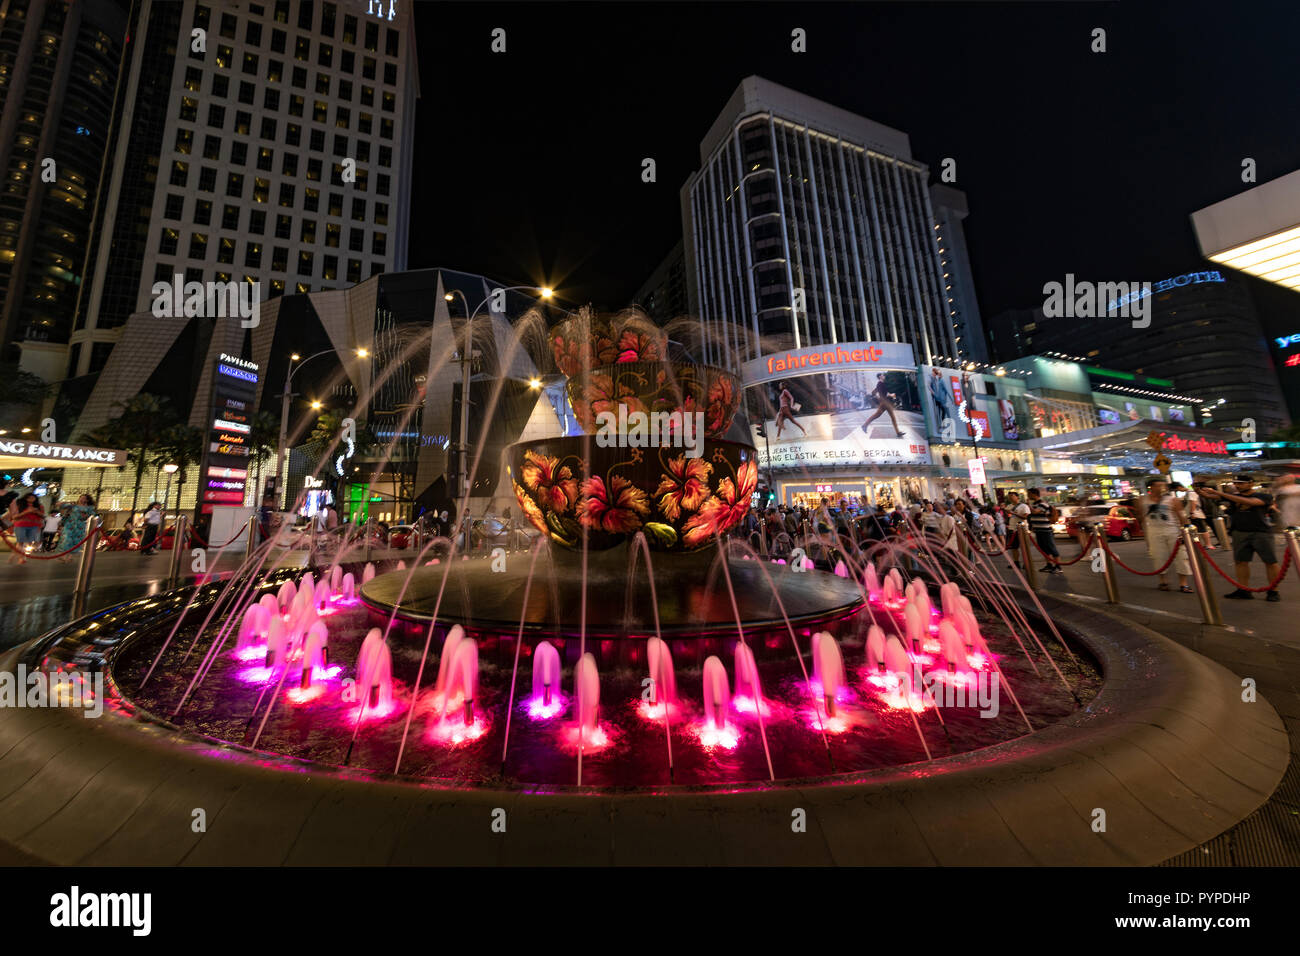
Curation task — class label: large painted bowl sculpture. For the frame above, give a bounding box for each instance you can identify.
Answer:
[509,436,758,553]
[549,311,667,378]
[566,360,742,438]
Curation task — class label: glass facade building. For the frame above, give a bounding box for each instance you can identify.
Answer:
[682,77,976,371]
[67,0,419,391]
[0,0,128,377]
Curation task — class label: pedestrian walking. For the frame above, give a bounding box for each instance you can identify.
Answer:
[139,502,163,555]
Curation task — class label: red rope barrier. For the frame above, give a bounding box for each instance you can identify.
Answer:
[186,524,249,549]
[1099,535,1183,576]
[0,525,99,560]
[1195,542,1291,592]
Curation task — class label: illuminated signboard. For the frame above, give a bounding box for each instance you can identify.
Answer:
[199,353,260,513]
[1107,271,1225,311]
[1276,333,1300,349]
[1160,433,1228,455]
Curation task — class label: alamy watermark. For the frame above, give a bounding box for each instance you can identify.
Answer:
[1042,274,1152,328]
[595,404,705,458]
[0,664,104,718]
[151,273,260,328]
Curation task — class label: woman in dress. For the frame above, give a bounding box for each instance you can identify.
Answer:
[57,494,98,564]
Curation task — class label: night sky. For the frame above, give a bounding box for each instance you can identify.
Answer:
[409,1,1300,340]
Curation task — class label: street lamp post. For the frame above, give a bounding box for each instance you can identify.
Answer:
[443,285,555,501]
[161,463,178,512]
[273,347,368,509]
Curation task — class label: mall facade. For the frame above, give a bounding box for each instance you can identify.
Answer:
[735,340,1247,511]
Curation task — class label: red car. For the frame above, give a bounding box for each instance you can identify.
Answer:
[1064,504,1144,541]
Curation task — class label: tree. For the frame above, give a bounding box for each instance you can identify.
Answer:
[102,394,178,514]
[0,362,48,411]
[246,410,280,500]
[150,424,205,513]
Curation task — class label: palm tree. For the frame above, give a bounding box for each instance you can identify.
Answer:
[102,394,178,514]
[150,424,205,513]
[80,424,123,504]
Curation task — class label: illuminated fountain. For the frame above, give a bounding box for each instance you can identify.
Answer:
[73,310,1103,790]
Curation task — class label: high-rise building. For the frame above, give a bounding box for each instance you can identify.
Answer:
[989,270,1291,436]
[631,240,687,323]
[681,76,979,369]
[63,0,418,438]
[0,0,129,378]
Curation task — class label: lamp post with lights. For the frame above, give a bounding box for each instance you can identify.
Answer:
[273,347,368,509]
[442,285,555,500]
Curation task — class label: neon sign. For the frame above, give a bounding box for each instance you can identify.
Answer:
[1108,271,1225,311]
[1283,352,1300,367]
[1161,433,1228,455]
[1276,333,1300,349]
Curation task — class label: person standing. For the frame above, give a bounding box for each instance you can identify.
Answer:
[1026,488,1062,574]
[139,502,163,555]
[1199,473,1281,602]
[1182,480,1215,550]
[57,494,98,564]
[1140,477,1192,592]
[1005,491,1031,569]
[42,507,62,551]
[7,493,44,564]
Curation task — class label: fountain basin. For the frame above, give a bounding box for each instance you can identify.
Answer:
[0,589,1285,865]
[360,547,864,637]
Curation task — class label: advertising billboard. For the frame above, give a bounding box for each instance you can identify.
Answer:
[746,365,929,468]
[920,366,1020,443]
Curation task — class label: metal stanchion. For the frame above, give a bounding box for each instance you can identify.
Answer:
[1096,530,1121,605]
[1182,523,1222,625]
[308,519,318,568]
[1213,515,1231,551]
[71,517,102,619]
[364,518,373,563]
[167,515,188,589]
[244,515,259,565]
[1285,528,1300,585]
[412,528,422,555]
[1018,530,1038,590]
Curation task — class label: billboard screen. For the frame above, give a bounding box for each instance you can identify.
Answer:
[920,366,1020,443]
[746,365,929,467]
[199,353,260,514]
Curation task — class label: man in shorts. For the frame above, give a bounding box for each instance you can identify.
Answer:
[1198,472,1281,602]
[1004,491,1031,570]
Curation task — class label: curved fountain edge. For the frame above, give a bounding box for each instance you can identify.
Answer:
[0,590,1286,865]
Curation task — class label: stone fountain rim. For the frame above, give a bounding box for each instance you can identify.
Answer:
[0,588,1286,865]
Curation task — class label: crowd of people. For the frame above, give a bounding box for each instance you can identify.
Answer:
[738,471,1300,604]
[0,484,100,565]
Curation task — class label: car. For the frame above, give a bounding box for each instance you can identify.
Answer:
[1064,504,1144,541]
[387,524,416,549]
[1052,505,1082,538]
